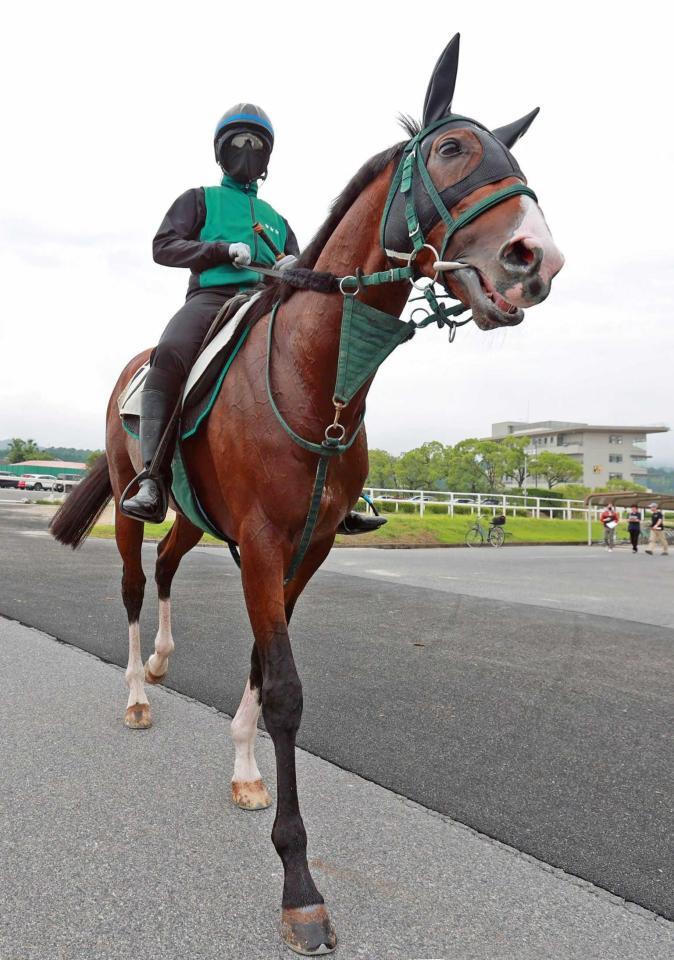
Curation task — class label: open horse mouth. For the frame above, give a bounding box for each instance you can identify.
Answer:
[445,267,524,331]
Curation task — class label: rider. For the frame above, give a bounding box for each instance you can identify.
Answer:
[121,103,385,536]
[121,103,299,522]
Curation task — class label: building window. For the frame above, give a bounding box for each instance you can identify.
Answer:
[608,472,623,480]
[609,454,623,463]
[609,435,623,444]
[632,435,646,443]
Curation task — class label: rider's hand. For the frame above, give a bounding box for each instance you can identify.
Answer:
[276,254,298,271]
[228,242,252,268]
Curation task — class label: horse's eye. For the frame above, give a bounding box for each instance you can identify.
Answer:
[438,139,461,157]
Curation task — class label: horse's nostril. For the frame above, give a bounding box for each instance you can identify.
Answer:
[500,238,543,274]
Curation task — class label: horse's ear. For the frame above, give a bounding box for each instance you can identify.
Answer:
[492,107,540,148]
[422,34,460,127]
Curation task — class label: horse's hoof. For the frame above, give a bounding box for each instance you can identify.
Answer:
[144,660,167,685]
[281,905,336,956]
[231,779,273,810]
[124,703,152,729]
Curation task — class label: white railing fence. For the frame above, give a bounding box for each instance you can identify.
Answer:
[359,487,674,524]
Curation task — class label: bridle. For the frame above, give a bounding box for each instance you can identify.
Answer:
[380,114,537,279]
[263,117,540,582]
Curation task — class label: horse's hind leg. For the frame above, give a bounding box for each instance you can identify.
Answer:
[145,514,203,685]
[114,511,152,729]
[231,645,272,810]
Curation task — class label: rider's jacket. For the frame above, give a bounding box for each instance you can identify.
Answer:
[153,174,299,298]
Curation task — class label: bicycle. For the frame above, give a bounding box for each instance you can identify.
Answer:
[465,514,506,547]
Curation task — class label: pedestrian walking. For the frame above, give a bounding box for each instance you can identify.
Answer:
[626,503,642,553]
[645,502,669,556]
[600,502,619,552]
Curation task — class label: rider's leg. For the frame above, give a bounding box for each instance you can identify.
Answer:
[121,291,229,522]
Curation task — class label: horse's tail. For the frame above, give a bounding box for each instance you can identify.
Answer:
[49,453,113,549]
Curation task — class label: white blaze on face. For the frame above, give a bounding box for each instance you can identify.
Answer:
[502,195,565,306]
[231,679,264,784]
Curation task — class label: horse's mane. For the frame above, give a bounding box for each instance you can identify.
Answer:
[246,116,419,323]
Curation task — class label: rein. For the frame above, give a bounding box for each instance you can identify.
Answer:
[266,118,537,582]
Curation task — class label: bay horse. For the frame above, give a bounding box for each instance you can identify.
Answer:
[51,34,563,956]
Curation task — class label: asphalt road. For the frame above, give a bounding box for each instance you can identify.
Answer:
[1,502,673,923]
[5,619,672,960]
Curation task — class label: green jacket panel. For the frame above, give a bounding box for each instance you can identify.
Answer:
[199,176,288,288]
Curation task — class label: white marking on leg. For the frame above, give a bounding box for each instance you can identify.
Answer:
[147,598,174,679]
[231,679,263,784]
[125,622,149,708]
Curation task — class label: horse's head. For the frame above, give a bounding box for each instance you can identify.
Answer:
[382,34,564,330]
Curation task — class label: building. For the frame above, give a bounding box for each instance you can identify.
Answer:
[2,459,87,478]
[490,420,669,488]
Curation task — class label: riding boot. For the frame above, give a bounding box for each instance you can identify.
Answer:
[337,512,388,535]
[120,368,182,523]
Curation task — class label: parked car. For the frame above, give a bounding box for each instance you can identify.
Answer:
[53,477,81,493]
[482,497,502,505]
[0,472,19,489]
[21,474,56,491]
[454,496,476,504]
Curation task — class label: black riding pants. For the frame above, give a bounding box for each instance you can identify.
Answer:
[147,289,237,386]
[628,526,640,549]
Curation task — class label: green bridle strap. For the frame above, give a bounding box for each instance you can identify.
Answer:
[380,115,538,263]
[438,184,537,259]
[266,300,365,458]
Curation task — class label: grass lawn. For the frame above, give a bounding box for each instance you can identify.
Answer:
[90,513,603,547]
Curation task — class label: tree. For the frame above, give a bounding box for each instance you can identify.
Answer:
[501,435,532,486]
[394,441,449,490]
[86,450,104,471]
[599,478,647,493]
[366,449,397,488]
[449,439,513,490]
[7,438,41,463]
[528,451,583,488]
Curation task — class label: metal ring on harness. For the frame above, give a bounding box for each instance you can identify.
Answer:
[411,306,433,324]
[325,422,346,442]
[408,243,441,290]
[339,275,361,297]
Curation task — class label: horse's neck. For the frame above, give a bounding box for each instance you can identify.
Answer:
[277,165,410,430]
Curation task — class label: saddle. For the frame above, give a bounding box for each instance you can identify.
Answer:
[117,292,260,546]
[118,292,259,441]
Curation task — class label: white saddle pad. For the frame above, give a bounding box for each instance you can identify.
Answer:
[118,293,260,418]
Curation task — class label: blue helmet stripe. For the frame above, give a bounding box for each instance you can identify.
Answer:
[215,112,274,137]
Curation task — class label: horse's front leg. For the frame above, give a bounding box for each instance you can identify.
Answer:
[230,659,273,811]
[240,529,336,956]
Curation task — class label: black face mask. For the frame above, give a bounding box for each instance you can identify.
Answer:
[219,141,271,184]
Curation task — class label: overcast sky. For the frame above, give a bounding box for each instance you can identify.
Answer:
[1,1,672,463]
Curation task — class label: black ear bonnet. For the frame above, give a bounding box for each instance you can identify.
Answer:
[382,33,539,257]
[383,116,526,254]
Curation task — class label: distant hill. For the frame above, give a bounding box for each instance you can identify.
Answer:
[42,446,97,461]
[647,467,674,493]
[0,442,97,464]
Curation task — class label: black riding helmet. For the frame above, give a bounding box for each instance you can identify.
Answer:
[214,103,274,183]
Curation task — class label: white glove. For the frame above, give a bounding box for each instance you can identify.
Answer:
[229,242,252,267]
[276,254,298,271]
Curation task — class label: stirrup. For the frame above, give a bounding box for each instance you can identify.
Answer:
[120,469,169,523]
[337,512,388,536]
